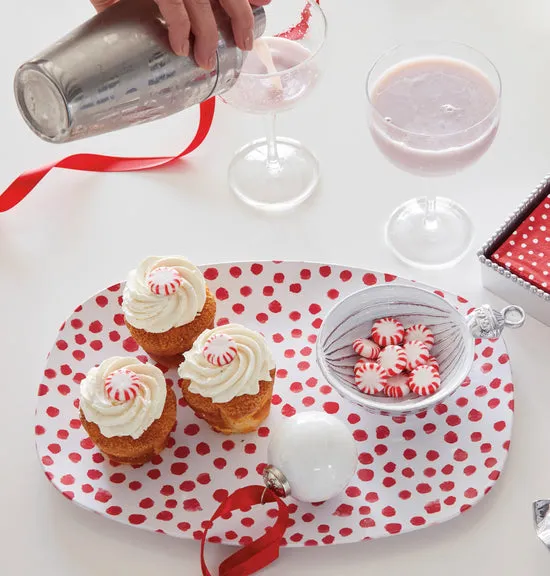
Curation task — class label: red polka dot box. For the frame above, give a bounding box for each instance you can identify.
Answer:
[36,262,515,548]
[480,175,550,326]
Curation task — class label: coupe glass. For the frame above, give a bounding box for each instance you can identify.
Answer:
[222,0,327,211]
[366,42,501,269]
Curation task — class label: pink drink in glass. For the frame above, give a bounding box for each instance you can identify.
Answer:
[369,57,500,177]
[223,36,318,114]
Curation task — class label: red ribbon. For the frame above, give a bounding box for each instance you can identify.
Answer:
[0,97,216,213]
[200,486,289,576]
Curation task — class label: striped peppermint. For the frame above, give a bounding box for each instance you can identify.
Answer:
[354,361,388,394]
[403,340,430,371]
[404,324,435,349]
[104,369,140,403]
[385,375,411,398]
[408,365,441,396]
[146,266,184,296]
[203,333,238,367]
[352,338,380,360]
[371,317,404,347]
[377,345,407,377]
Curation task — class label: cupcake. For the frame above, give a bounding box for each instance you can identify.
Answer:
[178,324,276,435]
[79,356,177,464]
[122,256,216,367]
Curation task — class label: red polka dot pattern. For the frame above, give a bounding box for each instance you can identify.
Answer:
[35,263,513,547]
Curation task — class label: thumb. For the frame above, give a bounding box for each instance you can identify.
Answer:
[90,0,118,11]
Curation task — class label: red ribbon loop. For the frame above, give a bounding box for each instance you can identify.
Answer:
[0,97,216,213]
[200,486,289,576]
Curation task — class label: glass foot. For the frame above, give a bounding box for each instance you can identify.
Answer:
[385,196,474,269]
[229,137,320,211]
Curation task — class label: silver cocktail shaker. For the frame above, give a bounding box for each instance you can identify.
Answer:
[14,0,266,143]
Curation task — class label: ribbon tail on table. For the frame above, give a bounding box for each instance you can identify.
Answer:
[0,97,216,213]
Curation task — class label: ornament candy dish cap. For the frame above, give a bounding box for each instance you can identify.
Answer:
[466,304,525,339]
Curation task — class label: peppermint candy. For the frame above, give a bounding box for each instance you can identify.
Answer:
[403,340,430,372]
[385,375,411,398]
[427,356,440,370]
[354,357,369,374]
[408,365,441,396]
[404,324,435,349]
[146,266,184,296]
[377,345,407,377]
[203,333,238,367]
[371,318,404,347]
[104,369,140,403]
[352,338,380,360]
[354,362,388,394]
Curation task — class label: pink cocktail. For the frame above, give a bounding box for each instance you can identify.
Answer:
[222,1,326,212]
[367,42,501,269]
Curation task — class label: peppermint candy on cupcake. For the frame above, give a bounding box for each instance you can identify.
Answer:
[352,338,380,360]
[377,344,407,377]
[408,364,441,396]
[354,362,388,394]
[202,333,238,367]
[104,368,140,403]
[371,317,404,347]
[403,340,430,371]
[146,266,184,296]
[404,324,435,349]
[385,374,411,398]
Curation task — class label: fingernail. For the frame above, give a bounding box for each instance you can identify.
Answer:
[208,53,217,70]
[174,39,189,57]
[244,32,254,51]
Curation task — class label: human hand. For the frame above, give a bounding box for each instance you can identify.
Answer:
[90,0,271,70]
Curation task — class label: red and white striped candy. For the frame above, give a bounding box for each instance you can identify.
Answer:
[371,317,404,347]
[203,333,238,367]
[385,375,411,398]
[377,345,407,377]
[427,356,440,370]
[352,338,380,360]
[403,340,430,371]
[354,362,388,394]
[146,266,184,296]
[354,357,369,374]
[408,365,441,396]
[104,369,140,403]
[404,324,435,349]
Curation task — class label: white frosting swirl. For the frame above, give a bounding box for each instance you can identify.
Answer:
[178,324,275,404]
[122,256,207,333]
[80,357,167,439]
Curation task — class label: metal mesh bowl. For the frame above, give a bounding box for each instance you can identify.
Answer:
[317,283,524,417]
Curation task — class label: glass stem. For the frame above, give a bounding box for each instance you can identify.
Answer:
[423,197,438,230]
[265,113,281,171]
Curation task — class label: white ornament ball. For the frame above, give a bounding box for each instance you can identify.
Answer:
[267,411,357,503]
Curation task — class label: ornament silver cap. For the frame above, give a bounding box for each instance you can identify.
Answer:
[466,304,525,339]
[534,500,550,548]
[263,465,291,499]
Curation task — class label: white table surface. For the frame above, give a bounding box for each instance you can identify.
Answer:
[2,0,550,574]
